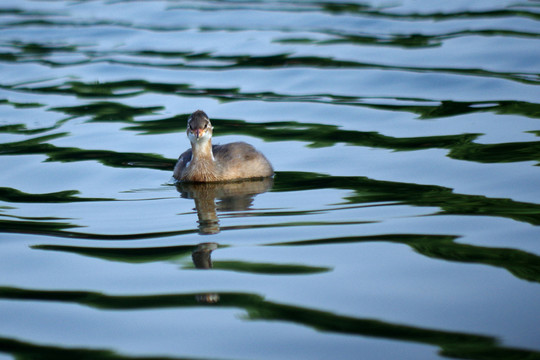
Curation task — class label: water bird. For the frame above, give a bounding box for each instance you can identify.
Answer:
[173,110,274,182]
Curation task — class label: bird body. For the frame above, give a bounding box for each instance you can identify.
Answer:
[173,110,274,182]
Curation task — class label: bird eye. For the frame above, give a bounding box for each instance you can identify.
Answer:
[204,124,208,129]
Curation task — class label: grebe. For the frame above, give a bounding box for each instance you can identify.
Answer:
[173,110,274,182]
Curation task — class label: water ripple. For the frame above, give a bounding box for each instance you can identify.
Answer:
[1,1,540,359]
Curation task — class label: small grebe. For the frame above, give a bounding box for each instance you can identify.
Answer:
[173,110,274,182]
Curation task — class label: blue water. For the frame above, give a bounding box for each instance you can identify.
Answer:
[1,1,540,359]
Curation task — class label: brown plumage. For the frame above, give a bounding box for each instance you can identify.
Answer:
[173,110,274,182]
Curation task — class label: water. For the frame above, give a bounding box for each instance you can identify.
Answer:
[1,0,540,359]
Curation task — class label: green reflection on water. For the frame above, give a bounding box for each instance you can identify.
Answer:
[8,97,529,165]
[2,38,539,84]
[33,242,331,274]
[33,244,195,264]
[51,102,163,121]
[270,233,540,284]
[320,2,540,21]
[274,171,540,226]
[0,187,111,203]
[0,218,80,236]
[5,96,539,171]
[0,337,130,360]
[16,169,539,285]
[0,133,174,170]
[1,169,538,234]
[208,260,329,274]
[1,287,539,360]
[277,27,540,49]
[1,1,539,359]
[0,98,43,109]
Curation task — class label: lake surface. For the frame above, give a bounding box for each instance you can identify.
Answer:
[1,0,540,359]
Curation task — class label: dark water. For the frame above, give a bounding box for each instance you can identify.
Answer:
[1,1,540,359]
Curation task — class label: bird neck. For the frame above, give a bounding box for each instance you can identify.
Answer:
[191,138,214,162]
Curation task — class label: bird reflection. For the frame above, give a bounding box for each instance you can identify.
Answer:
[176,178,273,235]
[176,178,273,303]
[191,242,220,303]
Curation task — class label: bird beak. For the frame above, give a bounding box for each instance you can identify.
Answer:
[188,126,211,141]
